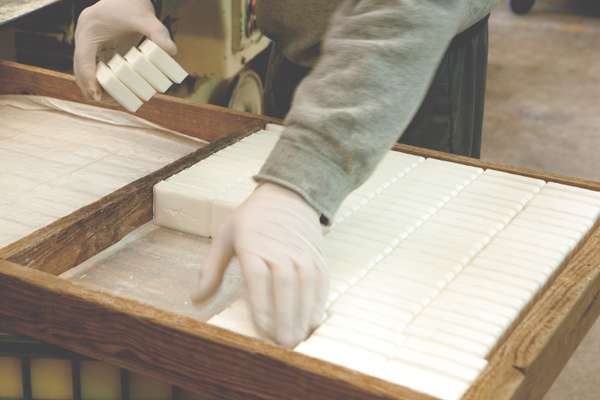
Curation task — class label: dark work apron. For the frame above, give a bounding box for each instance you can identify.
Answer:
[263,16,489,159]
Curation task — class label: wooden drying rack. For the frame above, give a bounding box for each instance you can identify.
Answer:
[1,60,599,400]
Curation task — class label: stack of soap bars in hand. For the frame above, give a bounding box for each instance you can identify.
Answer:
[153,124,600,400]
[96,39,188,112]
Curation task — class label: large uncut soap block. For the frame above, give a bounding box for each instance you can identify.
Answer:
[96,62,143,113]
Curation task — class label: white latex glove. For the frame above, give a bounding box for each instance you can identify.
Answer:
[74,0,177,100]
[192,183,329,348]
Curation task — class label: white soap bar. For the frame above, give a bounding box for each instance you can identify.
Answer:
[139,39,188,83]
[470,258,551,283]
[486,238,566,263]
[153,181,212,237]
[330,297,413,329]
[520,207,594,229]
[124,47,172,93]
[373,259,454,288]
[404,325,490,358]
[511,215,586,240]
[403,336,488,371]
[433,291,517,322]
[393,346,482,382]
[457,191,524,213]
[463,181,534,205]
[325,314,400,343]
[207,299,263,340]
[497,226,575,254]
[314,324,396,355]
[461,266,541,293]
[444,280,528,315]
[431,296,512,329]
[265,123,285,132]
[477,253,560,280]
[359,274,439,305]
[429,214,501,237]
[447,195,519,218]
[477,173,542,193]
[378,360,471,400]
[346,285,422,314]
[108,54,156,101]
[528,194,600,219]
[516,210,591,235]
[446,280,528,310]
[409,317,497,353]
[484,169,546,187]
[295,336,386,377]
[397,241,472,265]
[442,202,513,224]
[388,248,464,273]
[96,62,143,113]
[418,308,504,338]
[545,181,600,201]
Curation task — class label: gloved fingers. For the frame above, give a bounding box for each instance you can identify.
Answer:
[238,252,274,339]
[191,220,234,304]
[73,35,101,101]
[271,259,301,348]
[135,17,178,55]
[310,259,330,330]
[296,261,318,336]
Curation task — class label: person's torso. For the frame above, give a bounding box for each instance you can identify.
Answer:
[256,0,343,67]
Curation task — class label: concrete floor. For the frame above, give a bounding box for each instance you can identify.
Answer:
[484,1,600,399]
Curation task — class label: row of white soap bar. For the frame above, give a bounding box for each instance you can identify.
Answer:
[213,187,598,399]
[199,136,600,400]
[0,96,199,248]
[96,39,188,113]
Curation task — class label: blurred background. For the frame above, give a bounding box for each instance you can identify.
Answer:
[0,0,599,398]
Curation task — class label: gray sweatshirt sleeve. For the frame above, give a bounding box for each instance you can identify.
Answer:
[255,0,497,224]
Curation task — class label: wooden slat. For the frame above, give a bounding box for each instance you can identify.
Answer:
[0,124,262,274]
[0,60,277,142]
[0,260,433,400]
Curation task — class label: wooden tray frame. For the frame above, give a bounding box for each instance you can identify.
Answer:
[1,60,600,399]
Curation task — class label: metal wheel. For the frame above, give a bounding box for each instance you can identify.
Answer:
[228,70,264,115]
[509,0,535,14]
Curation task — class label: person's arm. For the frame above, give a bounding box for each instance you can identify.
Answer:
[256,0,497,224]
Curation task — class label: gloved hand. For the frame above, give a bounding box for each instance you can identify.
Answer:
[74,0,177,100]
[192,183,329,348]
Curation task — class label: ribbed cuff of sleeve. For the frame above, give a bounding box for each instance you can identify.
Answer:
[254,136,352,226]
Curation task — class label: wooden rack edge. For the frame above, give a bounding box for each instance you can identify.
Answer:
[0,259,435,400]
[0,60,278,143]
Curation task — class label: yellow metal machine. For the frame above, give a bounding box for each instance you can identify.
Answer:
[2,0,270,113]
[162,0,269,113]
